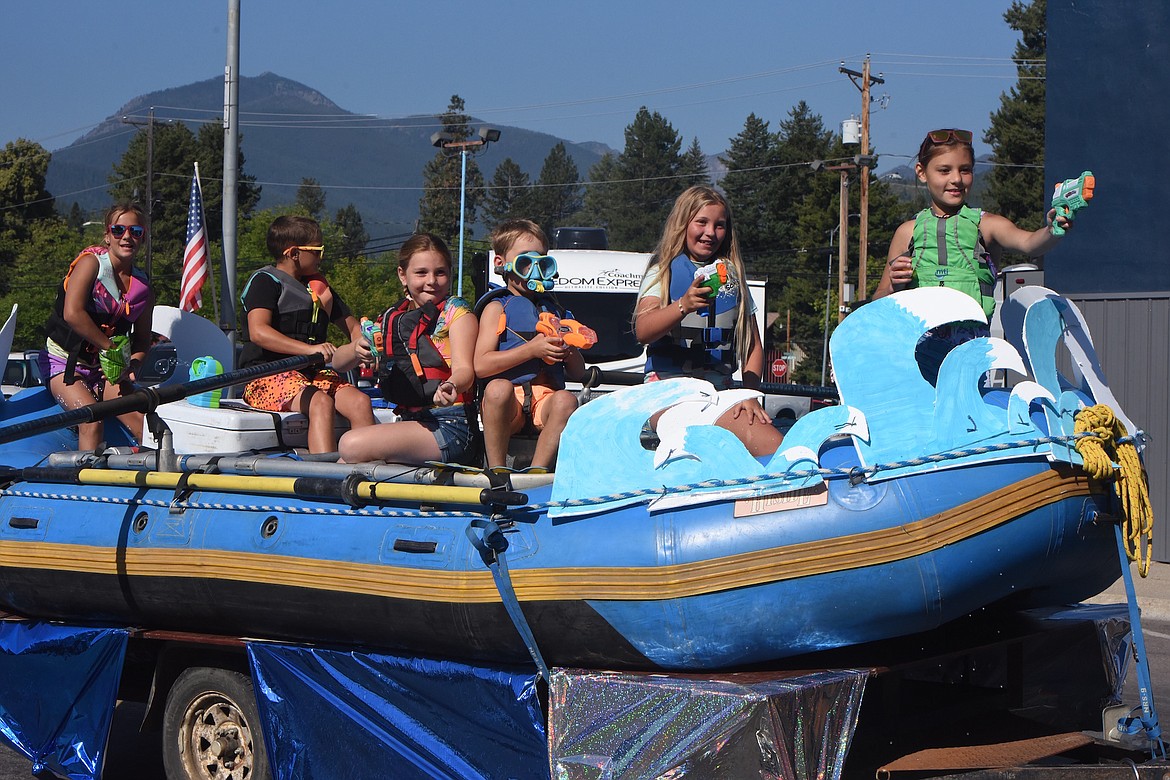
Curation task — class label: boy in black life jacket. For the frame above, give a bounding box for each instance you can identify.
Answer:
[474,220,587,472]
[239,215,375,454]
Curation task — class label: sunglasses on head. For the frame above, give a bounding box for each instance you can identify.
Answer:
[926,129,973,145]
[109,224,145,239]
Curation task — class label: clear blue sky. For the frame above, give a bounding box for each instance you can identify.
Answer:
[2,1,1027,175]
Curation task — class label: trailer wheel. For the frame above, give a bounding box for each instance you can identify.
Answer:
[162,667,270,780]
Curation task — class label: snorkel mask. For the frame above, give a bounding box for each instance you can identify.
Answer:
[505,251,559,293]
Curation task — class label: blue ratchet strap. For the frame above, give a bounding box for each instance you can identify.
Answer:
[466,517,550,681]
[1113,523,1167,759]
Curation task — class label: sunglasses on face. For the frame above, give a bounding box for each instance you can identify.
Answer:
[926,129,973,145]
[109,224,145,239]
[290,245,326,257]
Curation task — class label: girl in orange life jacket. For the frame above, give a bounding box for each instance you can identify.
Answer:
[40,202,156,452]
[239,215,375,454]
[872,128,1071,381]
[338,234,479,465]
[634,185,783,458]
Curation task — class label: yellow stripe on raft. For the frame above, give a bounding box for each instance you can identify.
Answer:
[0,468,1096,603]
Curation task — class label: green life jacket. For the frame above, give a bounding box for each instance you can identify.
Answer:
[908,205,997,319]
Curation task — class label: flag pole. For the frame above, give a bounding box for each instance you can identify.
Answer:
[222,0,240,357]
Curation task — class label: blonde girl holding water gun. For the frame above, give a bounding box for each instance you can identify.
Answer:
[634,185,782,457]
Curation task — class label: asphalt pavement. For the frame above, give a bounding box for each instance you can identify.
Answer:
[1086,559,1170,622]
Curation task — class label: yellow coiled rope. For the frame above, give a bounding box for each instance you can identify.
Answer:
[1074,404,1154,576]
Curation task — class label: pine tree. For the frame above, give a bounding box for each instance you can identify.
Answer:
[984,0,1047,231]
[721,114,783,258]
[295,178,327,219]
[482,158,531,230]
[418,95,485,246]
[334,204,369,259]
[588,108,687,251]
[527,143,583,236]
[679,138,710,185]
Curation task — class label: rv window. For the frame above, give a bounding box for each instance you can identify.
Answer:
[555,292,643,363]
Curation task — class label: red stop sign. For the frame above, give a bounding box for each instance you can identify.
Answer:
[771,358,788,379]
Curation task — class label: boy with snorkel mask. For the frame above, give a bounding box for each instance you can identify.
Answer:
[474,219,595,472]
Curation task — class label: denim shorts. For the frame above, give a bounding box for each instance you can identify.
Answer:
[399,404,477,464]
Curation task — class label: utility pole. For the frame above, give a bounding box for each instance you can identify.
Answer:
[840,56,884,303]
[120,108,155,281]
[826,164,853,323]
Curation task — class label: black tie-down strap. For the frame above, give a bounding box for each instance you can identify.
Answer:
[465,517,550,681]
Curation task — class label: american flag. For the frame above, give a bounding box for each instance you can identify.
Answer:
[180,163,209,312]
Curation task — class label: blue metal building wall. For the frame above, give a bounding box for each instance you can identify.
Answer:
[1048,1,1170,560]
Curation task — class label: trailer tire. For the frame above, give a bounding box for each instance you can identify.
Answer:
[162,667,270,780]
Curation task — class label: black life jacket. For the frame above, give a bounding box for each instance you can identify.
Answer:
[239,266,335,369]
[378,298,470,409]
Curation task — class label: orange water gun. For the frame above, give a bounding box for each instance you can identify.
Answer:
[536,312,598,364]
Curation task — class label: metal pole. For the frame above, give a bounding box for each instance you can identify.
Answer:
[837,170,849,324]
[222,0,240,358]
[858,55,872,301]
[457,149,468,298]
[822,230,835,386]
[144,108,154,282]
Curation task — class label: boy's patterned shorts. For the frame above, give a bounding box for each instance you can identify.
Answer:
[243,369,352,412]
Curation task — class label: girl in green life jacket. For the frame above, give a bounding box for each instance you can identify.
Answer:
[872,128,1073,381]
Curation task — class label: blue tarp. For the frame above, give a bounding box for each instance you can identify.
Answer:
[0,622,128,780]
[247,643,548,780]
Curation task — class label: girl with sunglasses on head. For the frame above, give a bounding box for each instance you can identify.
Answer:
[40,202,156,451]
[873,129,1073,379]
[634,185,783,457]
[339,233,479,465]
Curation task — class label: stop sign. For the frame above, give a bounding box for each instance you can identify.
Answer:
[771,358,788,379]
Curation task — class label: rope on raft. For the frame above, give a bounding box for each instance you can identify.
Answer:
[1075,404,1155,576]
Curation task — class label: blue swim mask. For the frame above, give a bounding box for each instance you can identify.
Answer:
[506,252,559,293]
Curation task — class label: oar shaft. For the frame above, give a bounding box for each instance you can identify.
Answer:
[0,354,324,445]
[68,468,525,508]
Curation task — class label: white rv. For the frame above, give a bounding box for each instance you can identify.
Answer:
[486,248,828,426]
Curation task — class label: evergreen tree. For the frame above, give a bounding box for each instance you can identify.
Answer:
[193,122,262,232]
[576,152,619,230]
[679,138,710,185]
[590,108,687,251]
[296,178,327,219]
[1,218,78,349]
[334,204,369,259]
[721,114,783,258]
[482,158,531,230]
[527,143,583,236]
[984,0,1047,232]
[418,95,485,246]
[0,139,56,299]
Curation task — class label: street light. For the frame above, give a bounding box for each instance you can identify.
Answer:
[822,214,860,386]
[430,127,502,298]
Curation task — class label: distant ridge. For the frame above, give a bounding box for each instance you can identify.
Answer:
[45,73,609,235]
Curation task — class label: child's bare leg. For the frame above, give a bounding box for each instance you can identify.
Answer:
[296,387,338,453]
[531,390,578,470]
[335,385,375,429]
[481,378,522,469]
[50,374,102,450]
[716,407,783,458]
